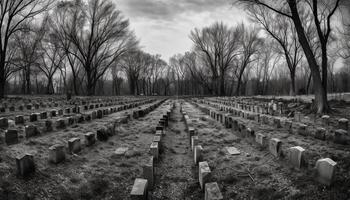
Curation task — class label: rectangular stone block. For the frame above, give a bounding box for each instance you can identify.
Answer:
[29,113,38,122]
[334,129,348,144]
[269,138,282,157]
[56,119,66,129]
[205,182,223,200]
[142,157,154,190]
[297,124,307,136]
[5,129,18,145]
[255,133,267,146]
[315,158,336,186]
[40,112,47,119]
[338,118,348,130]
[150,142,159,160]
[25,125,39,138]
[16,153,35,177]
[15,116,24,124]
[49,144,66,164]
[191,136,199,151]
[130,178,148,199]
[199,161,211,189]
[85,132,96,146]
[68,137,81,154]
[288,146,305,168]
[45,120,53,132]
[194,145,203,164]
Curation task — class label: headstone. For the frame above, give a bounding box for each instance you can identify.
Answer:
[199,161,211,190]
[255,133,267,146]
[25,125,39,138]
[226,147,240,155]
[40,112,47,119]
[97,127,109,141]
[5,129,18,145]
[194,145,203,164]
[0,117,9,128]
[16,153,35,177]
[142,157,154,190]
[15,115,24,124]
[56,119,66,129]
[334,129,348,144]
[68,138,81,154]
[191,136,199,151]
[150,142,159,160]
[85,132,96,146]
[288,146,305,168]
[297,124,307,136]
[315,158,336,185]
[49,144,66,164]
[315,128,326,140]
[321,115,330,126]
[338,118,349,130]
[29,113,38,122]
[130,178,148,200]
[205,182,223,200]
[269,138,282,157]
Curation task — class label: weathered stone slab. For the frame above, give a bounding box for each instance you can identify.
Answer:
[49,144,66,164]
[16,153,35,177]
[130,178,148,199]
[191,136,199,151]
[142,157,154,190]
[68,137,81,154]
[226,147,240,155]
[25,125,39,138]
[15,115,24,124]
[269,138,282,157]
[199,161,211,189]
[5,129,18,145]
[85,132,96,146]
[315,158,336,186]
[255,133,267,146]
[205,182,223,200]
[288,146,305,168]
[150,142,159,160]
[194,145,203,164]
[338,118,348,130]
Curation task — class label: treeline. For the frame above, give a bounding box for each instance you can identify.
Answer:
[1,0,350,114]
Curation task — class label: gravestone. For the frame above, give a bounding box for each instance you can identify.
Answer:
[288,146,305,168]
[269,138,282,157]
[315,158,336,185]
[85,132,96,146]
[68,138,81,154]
[5,129,18,145]
[199,161,211,190]
[205,182,223,200]
[49,144,66,164]
[130,178,148,200]
[16,153,35,177]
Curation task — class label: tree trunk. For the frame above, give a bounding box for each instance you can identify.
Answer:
[0,66,5,98]
[288,0,329,113]
[290,71,296,96]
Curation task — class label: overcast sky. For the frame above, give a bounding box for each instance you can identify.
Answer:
[114,0,247,62]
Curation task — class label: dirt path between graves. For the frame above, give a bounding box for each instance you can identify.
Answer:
[152,102,202,200]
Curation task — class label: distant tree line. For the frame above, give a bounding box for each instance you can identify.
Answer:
[0,0,350,114]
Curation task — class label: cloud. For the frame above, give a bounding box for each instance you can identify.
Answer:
[113,0,248,61]
[115,0,233,21]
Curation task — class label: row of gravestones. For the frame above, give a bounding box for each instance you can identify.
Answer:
[0,97,155,129]
[180,102,223,200]
[194,98,350,145]
[0,96,149,113]
[130,101,174,199]
[207,96,348,131]
[14,99,166,178]
[210,97,285,116]
[192,100,337,186]
[2,99,160,146]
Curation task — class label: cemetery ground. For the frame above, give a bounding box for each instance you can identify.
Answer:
[0,95,349,199]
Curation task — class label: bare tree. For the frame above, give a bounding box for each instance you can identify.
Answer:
[248,5,303,95]
[190,21,241,96]
[0,0,52,97]
[237,0,342,113]
[235,23,262,96]
[50,0,138,95]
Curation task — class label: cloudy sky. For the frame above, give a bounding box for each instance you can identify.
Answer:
[114,0,247,62]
